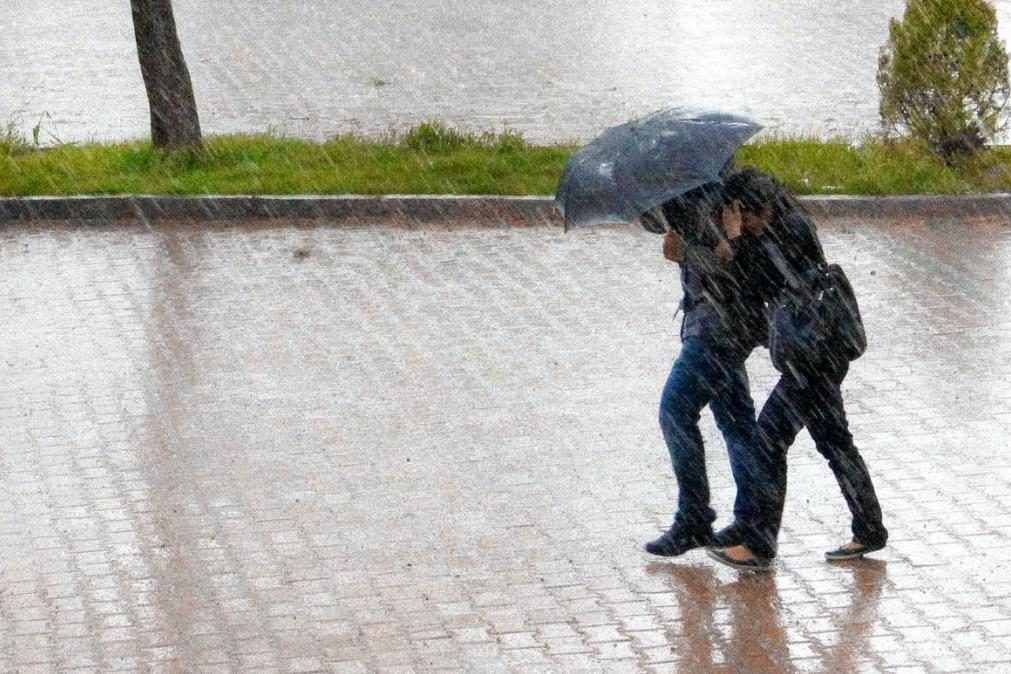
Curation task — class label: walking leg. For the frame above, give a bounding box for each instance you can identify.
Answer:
[800,371,888,547]
[658,338,721,533]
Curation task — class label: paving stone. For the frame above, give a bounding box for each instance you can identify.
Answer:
[0,216,1009,671]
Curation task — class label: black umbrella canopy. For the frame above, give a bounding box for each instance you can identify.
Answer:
[555,109,762,231]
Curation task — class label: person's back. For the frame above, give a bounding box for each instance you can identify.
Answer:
[768,266,867,379]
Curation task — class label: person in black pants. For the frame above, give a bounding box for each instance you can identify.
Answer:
[705,168,888,570]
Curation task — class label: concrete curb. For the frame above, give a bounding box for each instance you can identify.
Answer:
[2,193,1011,224]
[0,195,559,226]
[799,193,1011,220]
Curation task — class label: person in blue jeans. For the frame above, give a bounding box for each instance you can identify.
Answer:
[642,183,773,561]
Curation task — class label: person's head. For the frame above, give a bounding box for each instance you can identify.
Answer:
[723,167,793,235]
[660,181,726,247]
[725,166,824,276]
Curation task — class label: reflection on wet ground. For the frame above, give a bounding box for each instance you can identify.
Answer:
[647,558,888,672]
[0,217,1010,670]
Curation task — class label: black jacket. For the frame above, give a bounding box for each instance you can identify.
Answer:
[680,211,823,351]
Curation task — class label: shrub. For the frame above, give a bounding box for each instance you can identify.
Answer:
[877,0,1011,161]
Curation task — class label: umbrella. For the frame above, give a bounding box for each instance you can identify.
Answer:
[555,108,762,232]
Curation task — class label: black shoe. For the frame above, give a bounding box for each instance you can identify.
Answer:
[825,540,886,561]
[712,521,746,548]
[643,527,714,557]
[706,546,773,572]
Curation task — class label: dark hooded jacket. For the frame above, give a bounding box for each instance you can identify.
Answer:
[660,184,772,355]
[675,206,824,354]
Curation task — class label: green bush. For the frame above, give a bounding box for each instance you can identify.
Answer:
[878,0,1011,160]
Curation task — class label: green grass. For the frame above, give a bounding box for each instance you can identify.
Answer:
[4,122,1011,196]
[736,135,1011,195]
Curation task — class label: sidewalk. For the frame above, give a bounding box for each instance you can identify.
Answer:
[1,214,1009,672]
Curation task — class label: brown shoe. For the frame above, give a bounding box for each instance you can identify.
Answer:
[706,545,772,572]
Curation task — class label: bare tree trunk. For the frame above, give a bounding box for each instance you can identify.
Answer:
[130,0,202,149]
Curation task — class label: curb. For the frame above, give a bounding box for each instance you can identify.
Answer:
[799,193,1011,220]
[0,195,559,226]
[1,194,1011,224]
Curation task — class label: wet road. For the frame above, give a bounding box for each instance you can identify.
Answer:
[8,1,1011,146]
[1,215,1010,671]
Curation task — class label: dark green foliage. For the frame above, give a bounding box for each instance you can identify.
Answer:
[878,0,1010,160]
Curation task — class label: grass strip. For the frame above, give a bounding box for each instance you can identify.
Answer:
[4,122,1011,197]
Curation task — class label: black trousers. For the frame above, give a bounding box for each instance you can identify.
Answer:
[745,363,888,558]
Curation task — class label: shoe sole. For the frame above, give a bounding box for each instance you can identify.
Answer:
[705,547,772,572]
[825,544,886,561]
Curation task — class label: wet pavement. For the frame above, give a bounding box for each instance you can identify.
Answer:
[1,215,1011,672]
[0,0,962,145]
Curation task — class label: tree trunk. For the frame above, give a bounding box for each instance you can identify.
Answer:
[130,0,202,149]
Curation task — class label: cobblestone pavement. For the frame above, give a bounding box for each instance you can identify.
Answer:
[3,0,909,145]
[1,216,1011,672]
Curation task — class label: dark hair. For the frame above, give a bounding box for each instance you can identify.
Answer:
[659,181,726,247]
[725,166,824,273]
[723,167,804,222]
[777,211,826,275]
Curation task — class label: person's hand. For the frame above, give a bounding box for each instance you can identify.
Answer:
[714,239,733,261]
[721,200,743,240]
[742,206,768,236]
[663,230,684,263]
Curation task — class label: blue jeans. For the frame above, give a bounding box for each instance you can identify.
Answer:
[659,337,766,540]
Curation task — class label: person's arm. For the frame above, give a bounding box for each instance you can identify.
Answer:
[664,230,732,275]
[714,199,786,299]
[683,240,732,271]
[677,198,749,275]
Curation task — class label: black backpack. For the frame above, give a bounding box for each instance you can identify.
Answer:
[768,263,866,374]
